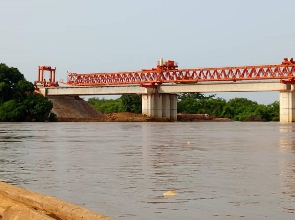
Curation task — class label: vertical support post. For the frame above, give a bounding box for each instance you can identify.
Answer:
[41,69,44,82]
[142,94,149,116]
[142,93,178,121]
[280,85,295,122]
[38,67,40,82]
[49,70,52,82]
[154,94,162,118]
[142,94,155,117]
[162,94,171,119]
[52,69,56,83]
[170,94,178,121]
[149,94,155,117]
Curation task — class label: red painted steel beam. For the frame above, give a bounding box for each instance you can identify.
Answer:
[65,58,295,86]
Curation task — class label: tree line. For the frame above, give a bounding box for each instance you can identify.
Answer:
[88,93,279,121]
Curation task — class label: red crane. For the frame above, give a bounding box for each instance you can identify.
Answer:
[37,58,295,87]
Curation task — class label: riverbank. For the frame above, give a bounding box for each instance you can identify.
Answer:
[0,182,113,220]
[57,112,232,122]
[48,96,232,122]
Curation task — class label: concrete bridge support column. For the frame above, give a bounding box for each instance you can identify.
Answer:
[142,93,178,121]
[280,88,295,122]
[162,94,171,119]
[142,94,154,117]
[154,94,163,118]
[170,94,178,121]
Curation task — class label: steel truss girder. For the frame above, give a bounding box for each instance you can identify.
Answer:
[65,60,295,86]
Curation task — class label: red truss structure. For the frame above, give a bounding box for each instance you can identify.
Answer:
[65,58,295,87]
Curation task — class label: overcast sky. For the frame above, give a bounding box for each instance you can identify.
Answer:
[1,0,295,104]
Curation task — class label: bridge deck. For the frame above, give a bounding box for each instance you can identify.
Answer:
[39,82,290,96]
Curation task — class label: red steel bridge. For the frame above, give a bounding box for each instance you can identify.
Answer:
[34,58,295,88]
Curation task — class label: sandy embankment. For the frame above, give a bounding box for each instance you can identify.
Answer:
[0,182,113,220]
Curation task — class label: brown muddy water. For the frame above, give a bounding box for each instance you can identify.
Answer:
[0,122,294,219]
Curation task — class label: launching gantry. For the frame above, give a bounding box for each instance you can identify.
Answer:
[65,57,295,87]
[36,57,295,87]
[34,66,59,87]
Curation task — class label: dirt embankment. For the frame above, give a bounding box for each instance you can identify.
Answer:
[58,112,171,122]
[49,96,104,119]
[49,96,230,122]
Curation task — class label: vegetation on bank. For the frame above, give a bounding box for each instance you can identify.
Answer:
[0,63,56,122]
[88,94,142,114]
[88,93,279,121]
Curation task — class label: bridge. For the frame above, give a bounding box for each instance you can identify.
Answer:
[35,58,295,123]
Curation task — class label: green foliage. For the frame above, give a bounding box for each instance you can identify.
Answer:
[48,112,58,122]
[0,63,25,87]
[267,101,280,121]
[178,94,279,121]
[177,97,197,113]
[88,97,124,113]
[88,94,142,114]
[178,92,215,101]
[22,94,53,122]
[14,80,35,101]
[0,81,12,104]
[221,98,258,120]
[0,63,54,122]
[120,94,142,113]
[220,98,279,121]
[0,100,25,122]
[177,93,225,117]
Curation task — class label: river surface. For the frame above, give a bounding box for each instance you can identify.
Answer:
[0,122,295,219]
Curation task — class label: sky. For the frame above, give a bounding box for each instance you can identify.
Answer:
[1,0,295,104]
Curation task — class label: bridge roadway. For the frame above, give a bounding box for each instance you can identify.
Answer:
[38,81,295,123]
[40,82,288,95]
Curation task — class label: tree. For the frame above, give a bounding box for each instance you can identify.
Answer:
[221,98,258,120]
[267,101,279,121]
[177,92,224,116]
[0,82,12,104]
[14,80,35,101]
[120,94,142,113]
[22,94,53,122]
[178,92,215,101]
[0,100,25,122]
[88,97,124,114]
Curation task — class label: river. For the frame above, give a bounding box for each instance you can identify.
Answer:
[0,122,294,219]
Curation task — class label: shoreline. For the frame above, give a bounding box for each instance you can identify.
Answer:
[56,112,232,122]
[0,181,113,220]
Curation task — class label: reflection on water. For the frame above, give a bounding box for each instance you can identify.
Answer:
[280,124,295,151]
[0,122,295,219]
[279,124,295,213]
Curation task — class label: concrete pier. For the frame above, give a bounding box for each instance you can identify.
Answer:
[280,85,295,122]
[142,94,177,121]
[162,94,171,119]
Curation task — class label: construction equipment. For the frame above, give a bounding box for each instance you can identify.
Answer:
[37,58,295,87]
[34,66,59,87]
